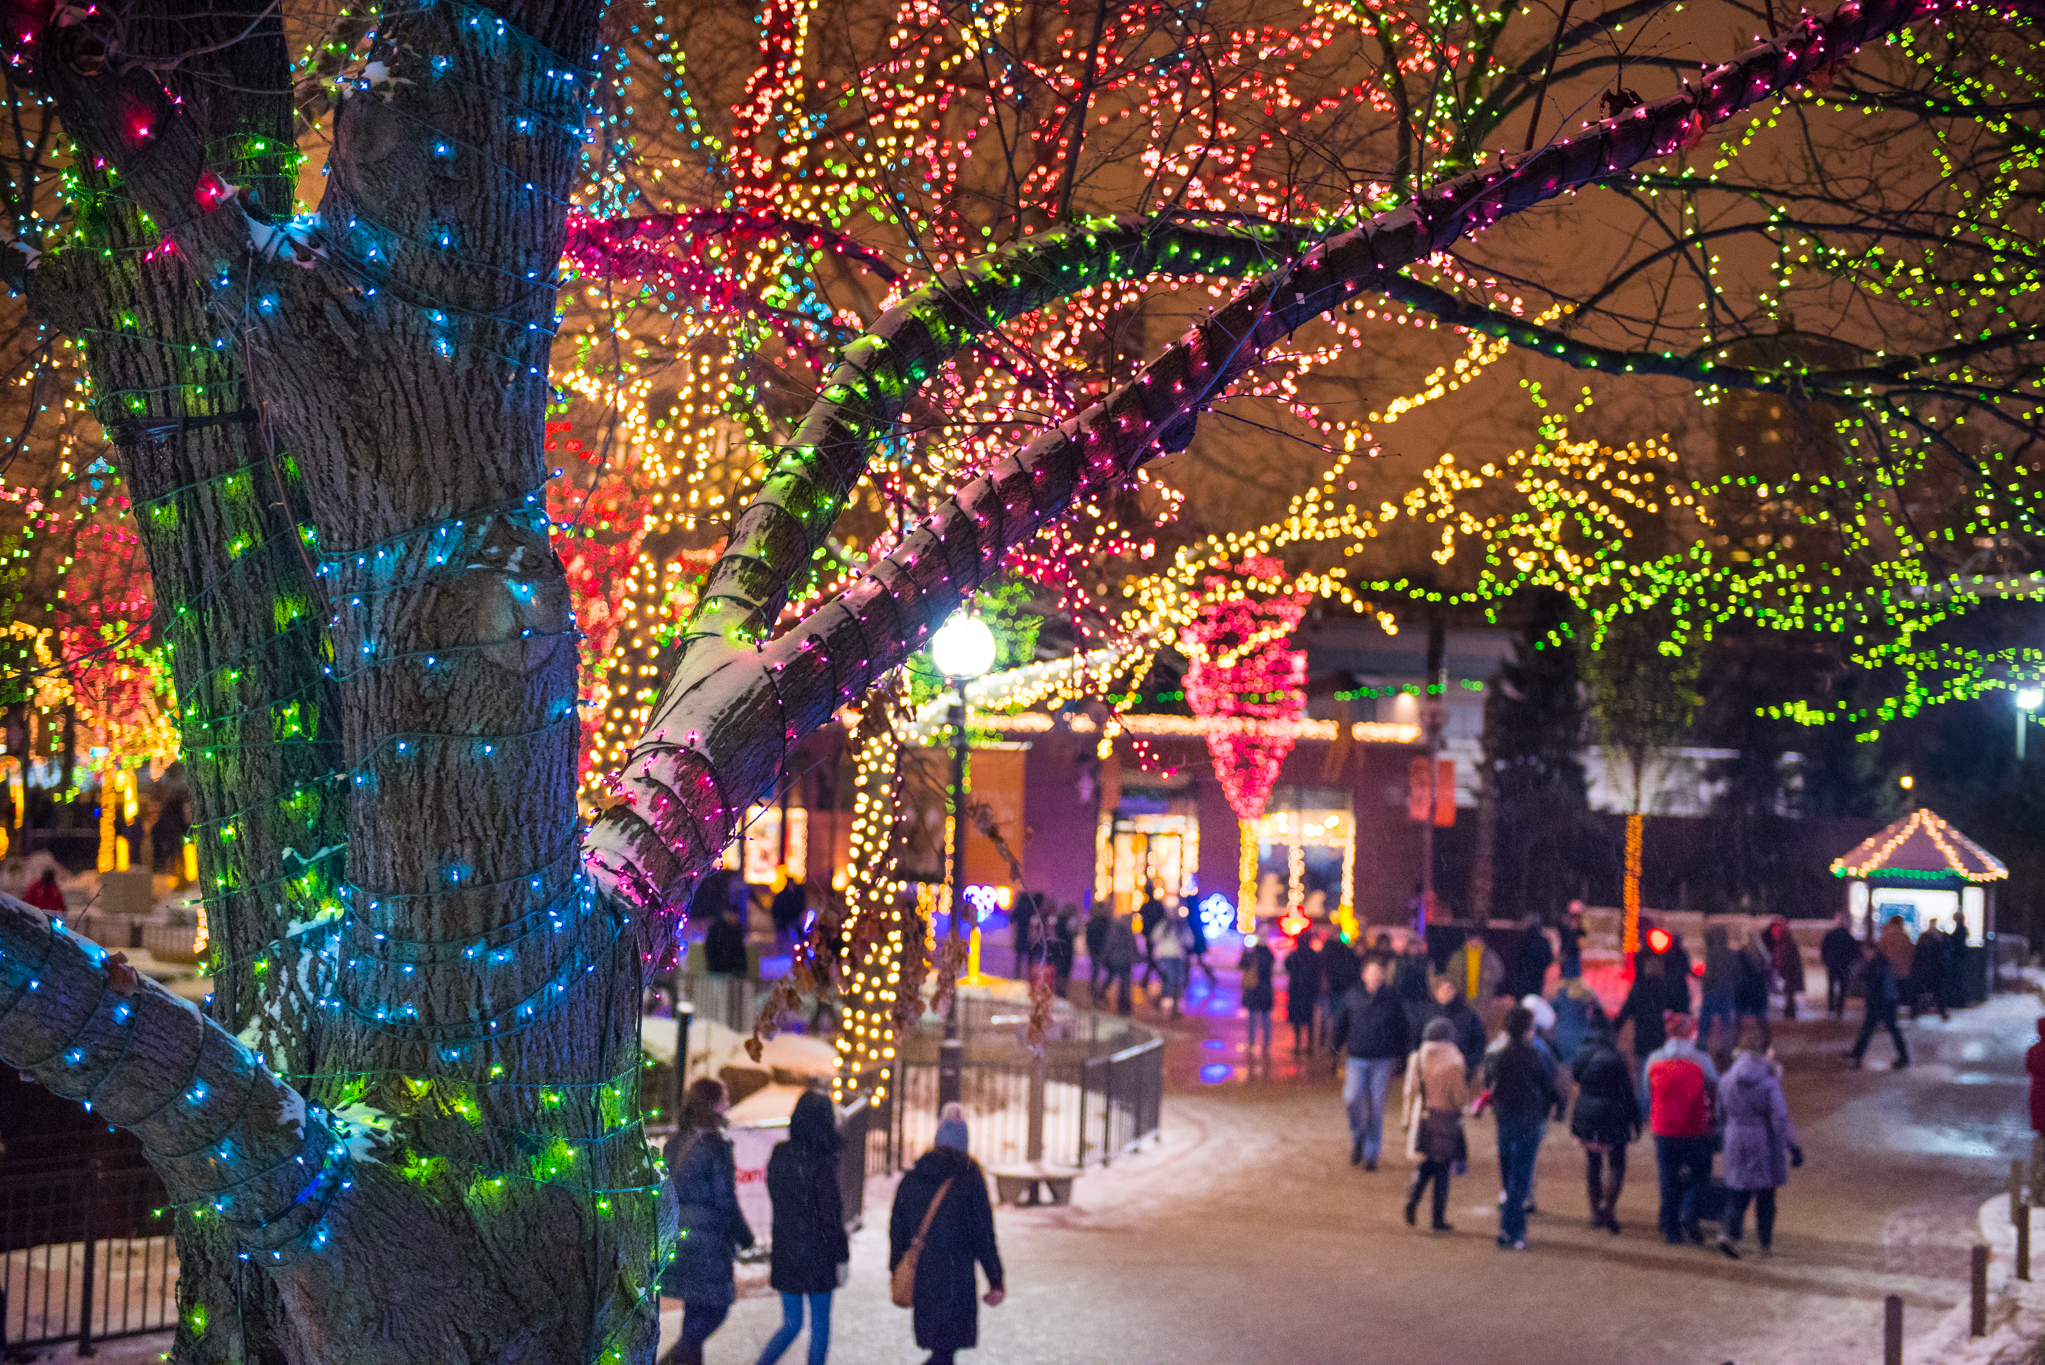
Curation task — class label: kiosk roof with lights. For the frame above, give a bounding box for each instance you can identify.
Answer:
[1830,808,2006,951]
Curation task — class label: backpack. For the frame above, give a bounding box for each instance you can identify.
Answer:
[1649,1055,1712,1138]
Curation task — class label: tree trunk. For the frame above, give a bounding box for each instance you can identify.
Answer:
[0,0,1995,1357]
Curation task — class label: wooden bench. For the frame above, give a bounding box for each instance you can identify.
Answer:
[989,1164,1080,1207]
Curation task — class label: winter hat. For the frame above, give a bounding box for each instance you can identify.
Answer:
[934,1101,969,1152]
[1520,994,1556,1033]
[1663,1010,1695,1039]
[1423,1018,1456,1044]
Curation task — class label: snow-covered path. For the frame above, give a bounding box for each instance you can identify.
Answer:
[666,980,2034,1365]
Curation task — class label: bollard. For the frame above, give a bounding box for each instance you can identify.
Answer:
[2020,1204,2032,1283]
[1883,1294,1903,1365]
[1972,1243,1990,1337]
[2015,1159,2028,1225]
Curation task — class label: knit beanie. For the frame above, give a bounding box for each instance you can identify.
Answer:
[934,1101,969,1152]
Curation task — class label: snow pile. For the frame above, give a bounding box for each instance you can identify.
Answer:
[1896,1196,2045,1365]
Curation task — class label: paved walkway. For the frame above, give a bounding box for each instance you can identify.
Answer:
[665,969,2033,1365]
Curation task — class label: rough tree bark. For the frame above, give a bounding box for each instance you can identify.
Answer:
[0,0,2036,1359]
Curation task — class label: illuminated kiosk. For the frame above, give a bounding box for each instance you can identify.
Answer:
[1830,807,2005,1002]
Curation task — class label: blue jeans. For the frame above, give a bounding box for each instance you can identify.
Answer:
[1496,1118,1542,1244]
[756,1291,831,1365]
[1342,1057,1396,1160]
[1246,1009,1272,1050]
[1699,995,1736,1052]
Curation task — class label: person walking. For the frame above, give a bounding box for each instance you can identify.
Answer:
[1485,1004,1559,1250]
[1569,1018,1639,1234]
[1394,934,1435,1039]
[1101,912,1140,1016]
[757,1091,849,1365]
[1284,932,1322,1053]
[1767,916,1806,1021]
[1427,976,1487,1079]
[1507,914,1553,1000]
[1327,959,1412,1170]
[1715,1033,1802,1259]
[1698,924,1741,1057]
[1558,902,1587,980]
[1820,912,1858,1018]
[1403,1018,1469,1233]
[1615,958,1674,1109]
[704,901,749,977]
[659,1079,755,1365]
[1444,932,1503,1008]
[22,868,63,915]
[1084,905,1110,1005]
[2027,1017,2045,1138]
[1908,920,1949,1021]
[1136,885,1166,993]
[889,1104,1004,1365]
[1240,932,1277,1055]
[1049,904,1078,1000]
[1548,975,1606,1068]
[1878,915,1915,985]
[1848,942,1910,1069]
[1733,930,1773,1051]
[1185,900,1216,989]
[1645,1013,1719,1246]
[771,877,809,945]
[1152,912,1188,1018]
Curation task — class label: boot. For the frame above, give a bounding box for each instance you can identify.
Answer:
[1404,1177,1422,1227]
[1431,1174,1453,1231]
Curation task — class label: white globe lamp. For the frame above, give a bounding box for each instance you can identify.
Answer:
[931,613,997,679]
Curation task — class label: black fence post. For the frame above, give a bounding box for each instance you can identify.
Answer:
[1883,1294,1903,1365]
[1971,1242,1989,1337]
[76,1160,99,1357]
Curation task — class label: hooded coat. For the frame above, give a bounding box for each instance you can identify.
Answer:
[1568,1036,1639,1147]
[767,1091,851,1295]
[1282,943,1320,1023]
[889,1145,1003,1350]
[1719,1051,1800,1190]
[661,1123,755,1302]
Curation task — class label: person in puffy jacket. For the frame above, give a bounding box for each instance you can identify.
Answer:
[660,1079,755,1365]
[889,1105,1004,1365]
[1715,1034,1802,1258]
[1484,1005,1560,1250]
[1327,959,1412,1170]
[1699,924,1741,1056]
[1403,1018,1470,1232]
[1569,1018,1639,1234]
[1548,976,1606,1072]
[1282,933,1320,1053]
[759,1090,850,1365]
[1645,1013,1719,1246]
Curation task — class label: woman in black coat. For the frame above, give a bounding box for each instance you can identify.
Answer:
[660,1078,755,1365]
[1569,1020,1641,1235]
[889,1107,1004,1364]
[1282,936,1320,1052]
[758,1090,849,1365]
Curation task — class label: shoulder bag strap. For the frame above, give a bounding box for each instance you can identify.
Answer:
[912,1176,956,1250]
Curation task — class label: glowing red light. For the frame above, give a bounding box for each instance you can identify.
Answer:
[1646,927,1672,954]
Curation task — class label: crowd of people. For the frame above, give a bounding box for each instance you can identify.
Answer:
[1290,914,1835,1257]
[658,1080,1003,1365]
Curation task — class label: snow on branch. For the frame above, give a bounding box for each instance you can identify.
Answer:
[0,895,348,1261]
[585,0,2032,915]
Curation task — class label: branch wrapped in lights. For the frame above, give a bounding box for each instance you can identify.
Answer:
[589,0,1983,915]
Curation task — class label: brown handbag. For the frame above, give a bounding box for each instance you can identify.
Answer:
[890,1176,955,1308]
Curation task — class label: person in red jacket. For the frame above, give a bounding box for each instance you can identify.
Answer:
[2028,1019,2045,1134]
[1646,1011,1719,1246]
[21,868,64,916]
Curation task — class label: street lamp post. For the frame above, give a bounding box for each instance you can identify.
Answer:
[2018,689,2042,762]
[930,612,996,1115]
